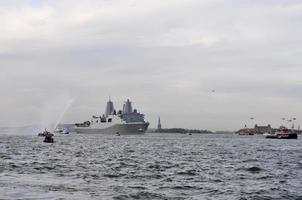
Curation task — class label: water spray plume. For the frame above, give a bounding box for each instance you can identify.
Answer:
[52,98,74,131]
[39,94,75,132]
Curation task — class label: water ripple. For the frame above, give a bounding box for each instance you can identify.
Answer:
[0,133,302,199]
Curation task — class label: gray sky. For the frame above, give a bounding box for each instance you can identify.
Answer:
[1,0,302,131]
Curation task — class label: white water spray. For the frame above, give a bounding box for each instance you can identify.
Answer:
[52,98,74,131]
[39,94,74,132]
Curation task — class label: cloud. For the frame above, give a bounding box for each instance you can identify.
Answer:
[1,0,302,130]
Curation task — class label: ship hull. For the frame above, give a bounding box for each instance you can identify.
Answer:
[74,123,149,135]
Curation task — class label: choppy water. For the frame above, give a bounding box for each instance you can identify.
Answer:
[1,133,302,200]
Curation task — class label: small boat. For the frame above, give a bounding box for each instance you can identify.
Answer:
[54,127,69,134]
[39,129,55,143]
[62,129,69,134]
[54,127,63,134]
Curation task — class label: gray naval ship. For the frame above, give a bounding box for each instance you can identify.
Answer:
[74,98,149,135]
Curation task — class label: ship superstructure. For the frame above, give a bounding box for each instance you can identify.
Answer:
[74,98,149,134]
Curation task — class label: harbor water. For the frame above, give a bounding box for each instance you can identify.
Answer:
[1,133,302,200]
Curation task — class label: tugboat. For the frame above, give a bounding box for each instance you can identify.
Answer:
[265,126,298,139]
[54,127,69,134]
[39,129,54,143]
[275,127,298,139]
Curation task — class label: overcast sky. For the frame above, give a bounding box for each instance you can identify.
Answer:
[1,0,302,130]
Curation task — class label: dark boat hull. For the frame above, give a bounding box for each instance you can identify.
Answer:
[278,134,298,139]
[266,133,298,139]
[74,122,149,135]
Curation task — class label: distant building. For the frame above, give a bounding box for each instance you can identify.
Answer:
[157,117,162,130]
[254,124,272,134]
[237,124,272,135]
